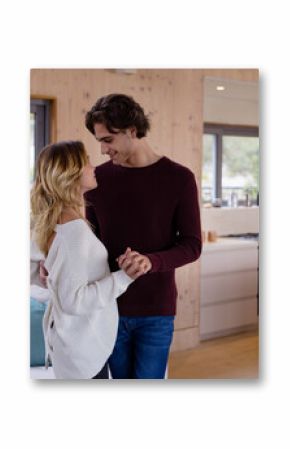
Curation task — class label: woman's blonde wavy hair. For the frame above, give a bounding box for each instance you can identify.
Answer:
[30,140,88,256]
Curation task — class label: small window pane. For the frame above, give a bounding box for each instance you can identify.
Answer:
[222,135,259,206]
[30,99,51,182]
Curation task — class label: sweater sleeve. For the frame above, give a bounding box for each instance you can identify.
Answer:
[146,171,202,272]
[46,231,133,316]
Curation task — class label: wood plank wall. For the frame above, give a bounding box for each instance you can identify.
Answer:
[30,68,258,351]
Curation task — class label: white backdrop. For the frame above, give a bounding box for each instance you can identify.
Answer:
[0,0,288,448]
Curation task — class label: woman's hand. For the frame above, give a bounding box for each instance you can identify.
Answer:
[117,247,152,280]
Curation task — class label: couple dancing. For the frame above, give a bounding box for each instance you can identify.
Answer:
[30,93,202,379]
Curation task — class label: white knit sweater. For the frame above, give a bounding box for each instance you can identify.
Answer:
[32,219,133,379]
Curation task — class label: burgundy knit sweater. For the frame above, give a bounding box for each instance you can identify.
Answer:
[85,156,202,316]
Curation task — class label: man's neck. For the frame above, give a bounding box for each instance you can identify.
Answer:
[121,138,162,168]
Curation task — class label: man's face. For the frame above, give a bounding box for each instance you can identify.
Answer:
[93,122,135,166]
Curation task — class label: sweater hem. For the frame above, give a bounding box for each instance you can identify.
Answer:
[118,309,176,317]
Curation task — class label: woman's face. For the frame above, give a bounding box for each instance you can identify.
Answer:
[80,156,97,193]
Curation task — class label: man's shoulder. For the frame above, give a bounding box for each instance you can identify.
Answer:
[95,160,114,175]
[163,157,195,181]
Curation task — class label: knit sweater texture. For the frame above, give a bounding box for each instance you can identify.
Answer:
[40,219,133,379]
[85,156,202,316]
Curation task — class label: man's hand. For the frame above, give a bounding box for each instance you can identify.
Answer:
[39,261,48,287]
[117,247,152,280]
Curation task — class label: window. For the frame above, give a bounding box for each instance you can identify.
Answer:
[202,124,259,207]
[202,134,216,204]
[30,99,51,182]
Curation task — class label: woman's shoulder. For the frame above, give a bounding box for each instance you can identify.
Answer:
[47,219,91,252]
[56,218,87,229]
[45,219,93,271]
[55,219,92,241]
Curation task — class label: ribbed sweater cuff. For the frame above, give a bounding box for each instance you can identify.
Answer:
[146,254,161,273]
[113,270,134,288]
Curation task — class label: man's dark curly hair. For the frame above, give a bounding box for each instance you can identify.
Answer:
[85,93,150,138]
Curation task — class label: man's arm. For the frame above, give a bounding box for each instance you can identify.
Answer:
[147,171,202,272]
[118,171,202,273]
[143,171,202,272]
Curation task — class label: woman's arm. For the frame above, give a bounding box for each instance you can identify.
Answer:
[46,229,145,316]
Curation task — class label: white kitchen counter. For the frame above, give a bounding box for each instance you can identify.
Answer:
[200,237,259,340]
[202,237,258,253]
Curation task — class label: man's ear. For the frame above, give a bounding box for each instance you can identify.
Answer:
[130,127,137,138]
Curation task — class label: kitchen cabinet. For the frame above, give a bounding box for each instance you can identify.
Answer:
[200,238,258,340]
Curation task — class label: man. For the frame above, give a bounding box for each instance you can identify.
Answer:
[84,93,202,379]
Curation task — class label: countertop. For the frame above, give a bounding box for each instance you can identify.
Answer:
[202,237,258,253]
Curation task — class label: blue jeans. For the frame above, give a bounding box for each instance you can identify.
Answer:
[109,316,175,379]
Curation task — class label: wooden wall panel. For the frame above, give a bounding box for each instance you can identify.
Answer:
[201,68,259,82]
[30,68,257,352]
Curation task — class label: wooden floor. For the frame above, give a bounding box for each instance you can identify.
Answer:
[168,330,259,379]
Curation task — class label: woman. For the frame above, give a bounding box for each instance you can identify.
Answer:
[30,140,146,379]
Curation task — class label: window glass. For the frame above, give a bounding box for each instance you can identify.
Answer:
[222,135,259,206]
[30,99,51,182]
[202,125,259,207]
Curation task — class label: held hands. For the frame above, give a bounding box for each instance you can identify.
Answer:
[117,247,152,280]
[39,248,152,285]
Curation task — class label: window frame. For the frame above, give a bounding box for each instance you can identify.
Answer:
[203,123,259,204]
[30,99,51,160]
